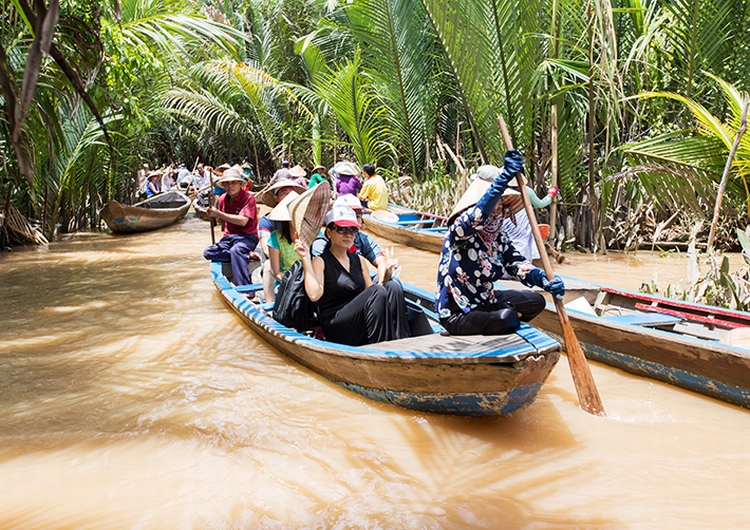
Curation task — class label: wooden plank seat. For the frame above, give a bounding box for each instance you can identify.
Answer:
[397,219,435,226]
[600,312,683,327]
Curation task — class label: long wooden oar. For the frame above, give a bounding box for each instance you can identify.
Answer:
[208,172,216,245]
[498,115,605,416]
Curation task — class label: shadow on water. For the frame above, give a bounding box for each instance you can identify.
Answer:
[0,230,226,451]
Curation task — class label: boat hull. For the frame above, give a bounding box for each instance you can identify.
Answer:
[100,191,190,234]
[362,205,446,253]
[212,262,560,416]
[532,277,750,409]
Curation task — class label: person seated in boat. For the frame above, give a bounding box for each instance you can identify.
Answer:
[212,164,231,197]
[269,160,290,186]
[241,164,254,192]
[436,150,565,336]
[358,163,388,210]
[266,191,302,301]
[294,204,410,346]
[288,165,308,188]
[501,184,559,262]
[145,170,162,197]
[136,163,149,196]
[257,180,308,301]
[161,165,176,192]
[310,194,397,285]
[176,164,192,191]
[330,161,362,199]
[308,165,327,188]
[203,165,259,286]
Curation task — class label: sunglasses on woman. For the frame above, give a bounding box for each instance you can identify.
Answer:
[333,226,359,235]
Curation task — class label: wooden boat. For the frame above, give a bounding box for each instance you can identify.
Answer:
[361,205,447,252]
[100,190,190,234]
[362,204,550,253]
[211,261,561,416]
[530,276,750,409]
[192,197,209,221]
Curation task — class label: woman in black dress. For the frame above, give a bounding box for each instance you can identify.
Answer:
[294,205,410,346]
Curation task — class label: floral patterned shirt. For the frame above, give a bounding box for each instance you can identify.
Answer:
[435,205,534,318]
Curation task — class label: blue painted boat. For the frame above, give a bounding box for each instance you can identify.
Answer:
[362,205,447,253]
[211,262,561,416]
[531,276,750,409]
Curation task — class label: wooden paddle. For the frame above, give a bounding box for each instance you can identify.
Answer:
[208,172,216,245]
[188,156,200,195]
[498,115,605,416]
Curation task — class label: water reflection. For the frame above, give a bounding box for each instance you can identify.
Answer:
[0,216,748,528]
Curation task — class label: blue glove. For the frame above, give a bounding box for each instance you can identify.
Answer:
[501,149,524,180]
[544,276,565,300]
[525,267,565,300]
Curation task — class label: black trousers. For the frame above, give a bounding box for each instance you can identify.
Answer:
[323,282,410,346]
[440,289,545,336]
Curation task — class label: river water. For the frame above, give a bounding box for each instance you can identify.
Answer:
[1,214,748,529]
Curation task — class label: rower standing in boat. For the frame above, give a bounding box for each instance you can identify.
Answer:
[436,150,565,335]
[203,165,259,286]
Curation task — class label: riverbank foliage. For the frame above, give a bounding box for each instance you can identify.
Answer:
[2,0,750,250]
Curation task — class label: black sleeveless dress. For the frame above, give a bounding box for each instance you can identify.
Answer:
[316,250,410,346]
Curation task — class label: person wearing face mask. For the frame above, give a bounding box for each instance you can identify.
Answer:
[435,149,565,336]
[293,205,410,346]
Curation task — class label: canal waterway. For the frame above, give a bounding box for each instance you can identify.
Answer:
[0,213,748,528]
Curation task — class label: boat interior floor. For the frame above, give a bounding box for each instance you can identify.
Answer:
[365,332,530,356]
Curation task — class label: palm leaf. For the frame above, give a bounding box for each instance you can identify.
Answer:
[346,0,433,176]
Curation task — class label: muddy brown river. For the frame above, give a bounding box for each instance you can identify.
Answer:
[0,213,748,528]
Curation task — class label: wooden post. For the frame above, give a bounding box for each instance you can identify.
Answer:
[498,115,605,416]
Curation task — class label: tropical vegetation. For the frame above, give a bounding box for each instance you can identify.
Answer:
[2,0,750,251]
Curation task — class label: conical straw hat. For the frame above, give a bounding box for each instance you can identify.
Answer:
[289,181,332,246]
[268,191,300,222]
[256,180,307,207]
[448,165,522,225]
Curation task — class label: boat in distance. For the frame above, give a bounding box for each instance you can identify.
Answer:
[361,204,447,253]
[211,261,561,416]
[100,190,190,234]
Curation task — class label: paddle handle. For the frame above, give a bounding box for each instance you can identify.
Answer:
[208,171,216,245]
[498,115,604,416]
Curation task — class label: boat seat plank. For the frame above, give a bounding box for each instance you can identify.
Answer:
[634,303,748,329]
[397,219,435,226]
[365,332,532,360]
[234,283,262,293]
[600,312,682,326]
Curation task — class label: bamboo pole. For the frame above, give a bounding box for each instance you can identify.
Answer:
[498,115,605,416]
[707,97,749,249]
[549,0,559,243]
[550,104,559,243]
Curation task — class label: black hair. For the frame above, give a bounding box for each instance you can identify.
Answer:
[362,163,376,176]
[280,220,293,243]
